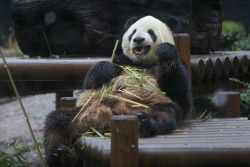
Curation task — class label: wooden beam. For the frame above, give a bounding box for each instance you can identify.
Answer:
[111,116,139,167]
[0,57,108,81]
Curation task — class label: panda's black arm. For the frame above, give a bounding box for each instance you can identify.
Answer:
[156,42,191,117]
[83,54,134,90]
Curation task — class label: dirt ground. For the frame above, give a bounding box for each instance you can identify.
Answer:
[0,93,55,165]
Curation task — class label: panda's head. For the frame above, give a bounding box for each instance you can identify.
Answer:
[122,15,180,65]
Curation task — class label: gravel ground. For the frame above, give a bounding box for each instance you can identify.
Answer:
[0,93,55,165]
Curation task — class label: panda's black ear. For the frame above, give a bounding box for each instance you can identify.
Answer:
[166,16,181,34]
[124,17,138,31]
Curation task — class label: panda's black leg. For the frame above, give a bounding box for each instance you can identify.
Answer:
[135,102,183,137]
[135,111,159,137]
[44,108,83,167]
[46,144,82,167]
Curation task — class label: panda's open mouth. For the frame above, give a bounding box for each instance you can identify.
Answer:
[133,45,150,55]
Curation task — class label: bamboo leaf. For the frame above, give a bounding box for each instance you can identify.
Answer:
[90,126,105,139]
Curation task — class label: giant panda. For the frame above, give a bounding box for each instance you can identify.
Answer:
[44,15,190,167]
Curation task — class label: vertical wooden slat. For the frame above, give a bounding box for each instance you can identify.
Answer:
[204,58,214,79]
[111,116,139,167]
[55,91,73,109]
[212,57,223,79]
[221,56,231,77]
[191,58,205,81]
[230,56,240,75]
[238,55,248,74]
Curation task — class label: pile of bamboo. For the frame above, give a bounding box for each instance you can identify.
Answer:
[191,53,249,82]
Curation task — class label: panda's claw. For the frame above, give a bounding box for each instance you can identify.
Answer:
[83,61,118,90]
[156,42,178,60]
[46,144,78,167]
[135,111,158,137]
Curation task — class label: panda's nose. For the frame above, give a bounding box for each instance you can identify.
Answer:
[133,37,145,44]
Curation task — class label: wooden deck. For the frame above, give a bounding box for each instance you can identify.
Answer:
[81,117,250,167]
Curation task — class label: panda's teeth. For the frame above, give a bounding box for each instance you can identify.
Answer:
[134,46,145,54]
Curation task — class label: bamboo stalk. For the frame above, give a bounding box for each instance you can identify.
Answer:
[0,48,46,167]
[158,31,165,43]
[42,30,52,56]
[110,40,119,63]
[72,91,96,122]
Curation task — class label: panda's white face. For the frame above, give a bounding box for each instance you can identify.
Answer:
[122,16,175,65]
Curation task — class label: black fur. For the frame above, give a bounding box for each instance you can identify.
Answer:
[148,29,157,42]
[129,29,136,41]
[44,108,83,167]
[83,61,122,90]
[156,42,190,117]
[166,16,181,34]
[136,102,182,137]
[124,16,138,31]
[133,37,145,44]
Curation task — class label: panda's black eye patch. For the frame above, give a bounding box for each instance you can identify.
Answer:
[129,29,136,41]
[148,29,157,42]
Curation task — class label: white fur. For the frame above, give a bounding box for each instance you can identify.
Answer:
[122,16,175,65]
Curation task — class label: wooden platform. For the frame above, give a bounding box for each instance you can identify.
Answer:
[81,117,250,167]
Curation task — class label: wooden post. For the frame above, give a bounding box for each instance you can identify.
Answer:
[111,116,138,167]
[59,97,77,109]
[56,91,73,109]
[213,92,241,118]
[174,33,190,69]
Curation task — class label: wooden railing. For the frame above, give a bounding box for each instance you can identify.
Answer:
[0,34,249,102]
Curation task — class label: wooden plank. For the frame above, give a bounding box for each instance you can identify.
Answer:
[139,149,250,167]
[80,118,250,167]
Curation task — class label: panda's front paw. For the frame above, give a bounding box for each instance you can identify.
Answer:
[46,144,79,167]
[156,42,178,60]
[135,111,158,137]
[83,61,118,90]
